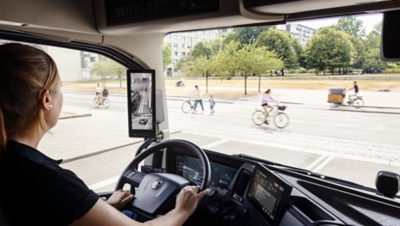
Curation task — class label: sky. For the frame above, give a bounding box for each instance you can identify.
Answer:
[294,13,382,33]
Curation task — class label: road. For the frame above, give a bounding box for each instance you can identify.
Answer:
[58,91,400,192]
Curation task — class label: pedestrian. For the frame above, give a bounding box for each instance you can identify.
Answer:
[209,95,216,113]
[192,85,204,113]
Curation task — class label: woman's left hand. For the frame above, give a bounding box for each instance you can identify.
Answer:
[106,189,134,210]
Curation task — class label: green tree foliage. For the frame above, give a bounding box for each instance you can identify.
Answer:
[162,43,171,70]
[305,28,354,75]
[181,40,282,94]
[363,22,386,71]
[336,16,366,38]
[349,36,367,69]
[255,28,298,75]
[190,39,222,58]
[91,57,125,87]
[223,26,268,45]
[190,42,212,58]
[290,38,306,68]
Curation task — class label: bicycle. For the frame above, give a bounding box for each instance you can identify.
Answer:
[93,95,110,108]
[181,98,197,113]
[347,95,364,108]
[181,99,194,113]
[252,105,289,129]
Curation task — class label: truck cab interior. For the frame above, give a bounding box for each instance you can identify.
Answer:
[1,0,400,225]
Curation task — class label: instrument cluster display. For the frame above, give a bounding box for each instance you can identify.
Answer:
[177,155,237,189]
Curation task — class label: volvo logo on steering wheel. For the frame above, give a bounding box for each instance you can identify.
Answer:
[151,179,164,190]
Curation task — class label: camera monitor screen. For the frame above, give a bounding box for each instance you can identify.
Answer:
[247,164,292,223]
[127,69,156,138]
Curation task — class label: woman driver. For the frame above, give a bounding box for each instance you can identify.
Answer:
[0,43,207,226]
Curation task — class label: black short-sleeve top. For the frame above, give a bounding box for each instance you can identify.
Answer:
[0,140,98,226]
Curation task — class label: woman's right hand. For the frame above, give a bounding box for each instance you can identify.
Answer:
[175,186,208,216]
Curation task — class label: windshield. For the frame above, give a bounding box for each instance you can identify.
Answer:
[163,13,400,189]
[2,13,398,193]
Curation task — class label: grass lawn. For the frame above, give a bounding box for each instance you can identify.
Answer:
[63,77,400,100]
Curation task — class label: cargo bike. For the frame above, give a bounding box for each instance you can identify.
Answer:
[327,88,364,108]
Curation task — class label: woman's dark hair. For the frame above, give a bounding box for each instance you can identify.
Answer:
[0,43,60,153]
[264,89,271,94]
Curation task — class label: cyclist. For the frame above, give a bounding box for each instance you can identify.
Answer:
[95,83,106,105]
[347,81,359,104]
[260,89,277,124]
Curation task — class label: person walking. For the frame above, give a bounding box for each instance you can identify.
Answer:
[192,85,204,113]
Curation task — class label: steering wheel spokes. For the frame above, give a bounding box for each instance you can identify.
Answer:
[115,139,211,217]
[132,173,190,214]
[116,170,145,193]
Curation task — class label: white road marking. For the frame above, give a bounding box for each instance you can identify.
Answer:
[89,176,119,190]
[313,156,335,172]
[305,155,328,170]
[182,123,400,166]
[201,139,230,149]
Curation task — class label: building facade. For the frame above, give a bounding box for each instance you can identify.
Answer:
[276,23,316,46]
[164,28,231,77]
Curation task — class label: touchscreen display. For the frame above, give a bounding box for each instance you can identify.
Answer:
[176,155,237,189]
[127,70,156,138]
[247,165,292,221]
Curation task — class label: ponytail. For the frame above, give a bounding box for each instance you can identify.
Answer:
[0,108,6,155]
[0,43,61,150]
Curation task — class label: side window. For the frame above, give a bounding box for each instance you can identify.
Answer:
[1,40,135,192]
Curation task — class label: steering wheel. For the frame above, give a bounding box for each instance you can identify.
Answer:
[115,139,211,216]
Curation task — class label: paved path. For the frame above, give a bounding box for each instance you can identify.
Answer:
[38,90,400,188]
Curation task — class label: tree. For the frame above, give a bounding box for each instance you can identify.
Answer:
[182,40,283,95]
[336,16,366,38]
[256,28,298,75]
[305,28,354,75]
[363,22,386,72]
[91,57,125,87]
[290,38,306,69]
[190,42,212,58]
[245,45,283,93]
[213,41,241,78]
[213,41,283,94]
[224,26,268,45]
[335,16,368,71]
[190,39,222,58]
[162,43,171,71]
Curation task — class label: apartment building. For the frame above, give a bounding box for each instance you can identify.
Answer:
[277,23,316,46]
[164,28,230,76]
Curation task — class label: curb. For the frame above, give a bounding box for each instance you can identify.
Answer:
[60,130,183,164]
[59,113,92,120]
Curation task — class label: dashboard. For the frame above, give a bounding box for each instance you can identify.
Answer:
[176,155,237,189]
[163,150,400,226]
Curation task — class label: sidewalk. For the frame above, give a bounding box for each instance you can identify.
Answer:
[39,106,142,162]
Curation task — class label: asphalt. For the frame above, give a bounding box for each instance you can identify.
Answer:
[39,89,400,163]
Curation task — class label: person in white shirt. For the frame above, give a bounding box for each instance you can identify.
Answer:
[260,89,276,124]
[192,85,204,113]
[95,83,106,104]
